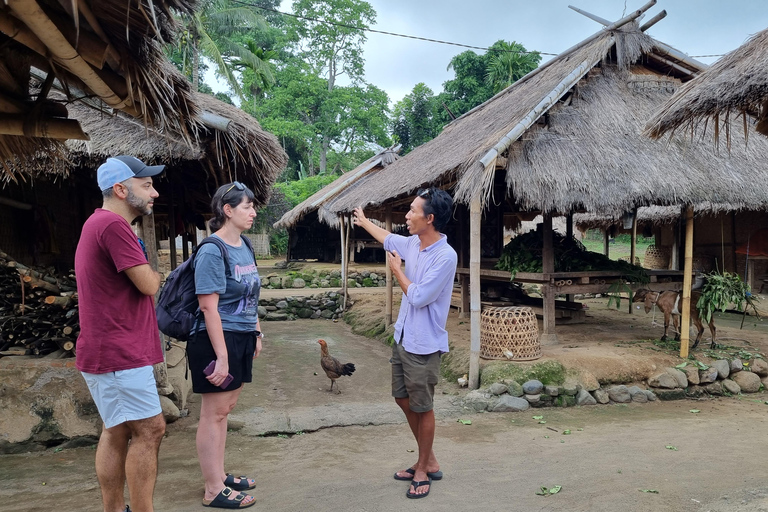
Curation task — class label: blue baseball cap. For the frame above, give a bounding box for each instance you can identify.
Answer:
[97,155,165,191]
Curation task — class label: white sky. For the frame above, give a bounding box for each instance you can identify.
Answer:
[210,1,768,106]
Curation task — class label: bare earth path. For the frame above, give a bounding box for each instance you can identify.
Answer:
[2,317,768,511]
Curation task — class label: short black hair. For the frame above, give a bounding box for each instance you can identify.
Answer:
[416,187,452,232]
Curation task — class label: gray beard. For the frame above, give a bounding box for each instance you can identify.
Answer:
[126,187,151,216]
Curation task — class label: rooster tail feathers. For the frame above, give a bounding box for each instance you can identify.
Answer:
[342,363,356,376]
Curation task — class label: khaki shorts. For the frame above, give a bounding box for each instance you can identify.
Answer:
[391,342,441,413]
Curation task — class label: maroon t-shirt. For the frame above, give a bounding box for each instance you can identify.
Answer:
[75,209,162,374]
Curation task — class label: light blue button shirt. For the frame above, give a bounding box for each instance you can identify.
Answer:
[384,233,458,355]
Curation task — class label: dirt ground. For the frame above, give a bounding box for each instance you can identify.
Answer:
[3,285,768,512]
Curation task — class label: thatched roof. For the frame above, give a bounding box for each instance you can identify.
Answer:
[0,0,201,181]
[273,146,400,229]
[318,20,768,220]
[22,90,286,207]
[646,27,768,142]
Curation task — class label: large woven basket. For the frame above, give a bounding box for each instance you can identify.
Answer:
[480,306,541,361]
[643,245,670,269]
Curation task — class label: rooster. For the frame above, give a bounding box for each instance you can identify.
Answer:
[317,339,356,393]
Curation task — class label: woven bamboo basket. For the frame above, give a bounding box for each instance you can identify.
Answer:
[480,306,541,361]
[643,245,670,269]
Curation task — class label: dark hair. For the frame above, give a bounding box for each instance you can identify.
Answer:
[209,182,255,231]
[416,187,452,232]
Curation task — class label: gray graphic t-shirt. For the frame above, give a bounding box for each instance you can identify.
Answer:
[193,235,260,333]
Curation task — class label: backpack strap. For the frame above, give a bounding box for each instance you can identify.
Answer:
[240,234,256,266]
[195,236,232,277]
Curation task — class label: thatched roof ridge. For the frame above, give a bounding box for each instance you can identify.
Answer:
[646,28,768,141]
[321,25,661,216]
[274,146,400,229]
[572,203,742,230]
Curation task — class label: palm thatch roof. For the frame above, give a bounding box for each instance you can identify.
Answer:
[646,27,768,142]
[21,90,286,208]
[273,146,400,229]
[0,0,201,181]
[318,17,768,221]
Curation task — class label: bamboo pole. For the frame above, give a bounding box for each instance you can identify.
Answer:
[6,0,139,116]
[679,206,694,359]
[468,196,482,390]
[0,114,88,140]
[340,216,347,308]
[143,212,159,271]
[385,206,393,326]
[541,214,558,345]
[603,228,610,257]
[639,10,667,32]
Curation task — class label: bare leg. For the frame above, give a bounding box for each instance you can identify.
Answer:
[395,397,438,496]
[95,423,130,512]
[197,387,253,506]
[124,413,166,512]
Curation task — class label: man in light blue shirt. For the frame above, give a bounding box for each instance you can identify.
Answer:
[353,187,457,500]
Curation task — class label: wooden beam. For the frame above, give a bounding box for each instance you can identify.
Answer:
[568,5,611,26]
[679,206,694,358]
[6,0,138,115]
[0,113,88,139]
[639,10,667,31]
[468,196,482,390]
[629,208,637,314]
[603,228,610,257]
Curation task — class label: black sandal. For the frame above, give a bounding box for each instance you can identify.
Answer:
[202,486,255,509]
[224,473,256,491]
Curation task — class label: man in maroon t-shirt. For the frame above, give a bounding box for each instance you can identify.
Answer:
[75,155,165,512]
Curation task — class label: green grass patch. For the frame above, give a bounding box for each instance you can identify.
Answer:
[480,360,567,387]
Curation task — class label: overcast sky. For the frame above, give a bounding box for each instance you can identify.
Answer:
[211,1,768,105]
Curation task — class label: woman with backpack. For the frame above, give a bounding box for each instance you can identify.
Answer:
[188,182,262,509]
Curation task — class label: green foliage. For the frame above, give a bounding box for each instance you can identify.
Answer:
[696,271,754,323]
[274,174,339,209]
[480,360,567,387]
[485,41,541,93]
[362,277,375,287]
[392,83,439,154]
[171,0,273,98]
[495,230,649,281]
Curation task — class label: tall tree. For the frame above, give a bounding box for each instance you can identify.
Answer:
[485,41,541,93]
[434,39,541,126]
[174,0,274,99]
[392,83,439,154]
[288,0,376,173]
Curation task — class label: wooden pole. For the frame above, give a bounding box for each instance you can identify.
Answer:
[340,216,347,308]
[603,228,610,257]
[168,192,177,271]
[541,214,558,345]
[459,204,469,318]
[629,208,638,314]
[566,212,574,303]
[385,206,393,326]
[143,212,159,271]
[468,196,482,390]
[679,206,694,359]
[0,114,89,140]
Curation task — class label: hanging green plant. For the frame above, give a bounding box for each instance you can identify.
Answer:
[695,271,760,324]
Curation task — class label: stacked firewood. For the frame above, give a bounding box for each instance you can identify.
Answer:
[0,249,79,358]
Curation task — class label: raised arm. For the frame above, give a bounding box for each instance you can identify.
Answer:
[352,207,390,244]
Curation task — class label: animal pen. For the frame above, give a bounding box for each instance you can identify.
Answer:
[277,1,768,389]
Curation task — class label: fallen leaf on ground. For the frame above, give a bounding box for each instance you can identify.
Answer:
[665,445,678,451]
[457,419,472,425]
[689,409,700,413]
[639,489,659,494]
[532,415,543,420]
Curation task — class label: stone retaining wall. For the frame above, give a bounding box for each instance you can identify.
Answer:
[262,270,392,290]
[259,291,345,320]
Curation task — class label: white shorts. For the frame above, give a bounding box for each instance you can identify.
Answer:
[81,366,162,429]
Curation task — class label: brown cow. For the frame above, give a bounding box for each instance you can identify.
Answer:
[633,289,717,349]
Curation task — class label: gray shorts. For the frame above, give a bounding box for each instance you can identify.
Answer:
[391,342,441,413]
[81,366,162,429]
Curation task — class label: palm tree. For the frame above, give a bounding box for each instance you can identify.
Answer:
[175,0,274,99]
[485,41,541,94]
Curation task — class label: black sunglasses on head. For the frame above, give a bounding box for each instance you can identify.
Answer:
[417,189,430,198]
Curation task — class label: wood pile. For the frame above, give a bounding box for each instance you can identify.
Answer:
[0,249,79,358]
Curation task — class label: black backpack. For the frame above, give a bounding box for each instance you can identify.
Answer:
[155,235,254,341]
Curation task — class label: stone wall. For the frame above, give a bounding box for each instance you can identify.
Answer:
[262,270,392,290]
[259,291,345,321]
